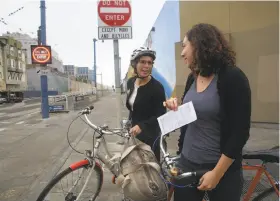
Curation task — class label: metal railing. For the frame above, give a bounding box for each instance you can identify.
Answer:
[48,90,98,113]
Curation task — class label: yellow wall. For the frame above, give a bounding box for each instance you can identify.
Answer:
[177,1,279,123]
[69,79,93,92]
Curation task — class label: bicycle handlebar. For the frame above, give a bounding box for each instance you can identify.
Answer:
[80,106,206,183]
[81,106,130,137]
[159,128,208,182]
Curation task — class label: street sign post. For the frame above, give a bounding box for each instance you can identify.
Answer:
[97,0,132,144]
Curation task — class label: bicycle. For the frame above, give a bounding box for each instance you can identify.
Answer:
[36,105,279,201]
[165,145,279,201]
[163,146,280,201]
[241,146,279,200]
[36,106,208,201]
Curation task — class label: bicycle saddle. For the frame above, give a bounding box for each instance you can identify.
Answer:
[242,146,279,163]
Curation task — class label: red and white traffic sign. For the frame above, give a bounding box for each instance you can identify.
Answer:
[98,0,132,27]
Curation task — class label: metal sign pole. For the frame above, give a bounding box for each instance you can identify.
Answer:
[97,0,132,143]
[40,0,49,119]
[93,38,98,100]
[113,39,122,128]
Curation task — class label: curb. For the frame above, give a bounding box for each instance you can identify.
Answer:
[21,127,89,201]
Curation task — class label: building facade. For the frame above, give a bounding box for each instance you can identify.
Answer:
[128,1,279,123]
[176,1,279,123]
[75,67,89,81]
[3,32,64,73]
[63,65,75,76]
[0,36,27,91]
[88,69,94,83]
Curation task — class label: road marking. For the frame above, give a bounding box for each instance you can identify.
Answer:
[0,128,7,132]
[16,121,25,125]
[0,121,10,124]
[27,111,40,117]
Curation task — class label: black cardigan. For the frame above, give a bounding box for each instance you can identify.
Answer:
[178,66,251,162]
[126,76,166,141]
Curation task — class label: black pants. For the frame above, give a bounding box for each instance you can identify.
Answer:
[174,156,243,201]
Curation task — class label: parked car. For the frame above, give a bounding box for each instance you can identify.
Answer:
[0,97,7,104]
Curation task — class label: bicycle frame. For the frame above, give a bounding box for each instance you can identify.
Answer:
[242,162,279,201]
[83,114,130,177]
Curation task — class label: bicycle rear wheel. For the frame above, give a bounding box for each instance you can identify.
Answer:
[252,184,279,201]
[36,160,103,201]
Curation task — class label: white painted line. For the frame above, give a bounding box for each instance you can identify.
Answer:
[0,121,10,124]
[0,128,7,132]
[23,103,41,108]
[100,7,129,13]
[27,111,40,117]
[16,121,25,125]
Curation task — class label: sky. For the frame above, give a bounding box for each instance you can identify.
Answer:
[0,0,165,86]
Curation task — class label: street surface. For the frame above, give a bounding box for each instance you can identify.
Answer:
[0,93,278,201]
[0,101,41,130]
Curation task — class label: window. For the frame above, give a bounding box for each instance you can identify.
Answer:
[10,59,15,68]
[10,47,15,56]
[18,61,22,69]
[18,50,21,57]
[22,52,25,62]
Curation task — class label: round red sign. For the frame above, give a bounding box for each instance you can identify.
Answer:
[98,0,131,26]
[32,46,51,64]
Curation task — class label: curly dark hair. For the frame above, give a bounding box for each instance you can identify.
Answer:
[186,23,236,77]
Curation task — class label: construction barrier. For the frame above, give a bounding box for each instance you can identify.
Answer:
[48,90,96,113]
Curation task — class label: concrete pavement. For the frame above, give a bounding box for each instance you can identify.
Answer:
[0,93,278,201]
[0,94,102,201]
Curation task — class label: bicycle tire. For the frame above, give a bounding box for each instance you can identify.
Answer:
[36,160,103,201]
[252,184,279,201]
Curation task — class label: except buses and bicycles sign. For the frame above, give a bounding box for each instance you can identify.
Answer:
[31,45,52,65]
[97,0,132,40]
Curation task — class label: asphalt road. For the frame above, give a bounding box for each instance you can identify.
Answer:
[0,95,97,132]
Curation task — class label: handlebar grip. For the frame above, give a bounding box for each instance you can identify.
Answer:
[195,170,208,178]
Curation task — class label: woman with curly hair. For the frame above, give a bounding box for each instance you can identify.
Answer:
[165,23,251,201]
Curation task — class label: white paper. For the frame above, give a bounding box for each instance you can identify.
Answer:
[157,101,197,135]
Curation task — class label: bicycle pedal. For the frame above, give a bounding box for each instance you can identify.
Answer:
[112,175,116,184]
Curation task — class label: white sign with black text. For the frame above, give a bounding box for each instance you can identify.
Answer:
[98,26,132,40]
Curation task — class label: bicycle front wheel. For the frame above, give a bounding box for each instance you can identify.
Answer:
[36,160,103,201]
[252,184,279,201]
